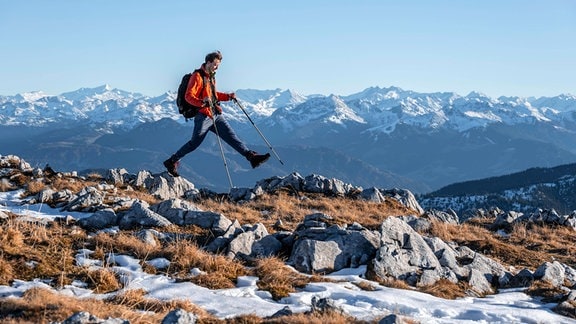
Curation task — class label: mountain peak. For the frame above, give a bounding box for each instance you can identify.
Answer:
[59,84,142,102]
[99,84,113,91]
[14,91,48,102]
[465,91,490,99]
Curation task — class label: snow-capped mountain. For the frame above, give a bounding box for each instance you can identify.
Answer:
[1,84,576,194]
[0,85,180,128]
[1,85,575,132]
[263,95,365,132]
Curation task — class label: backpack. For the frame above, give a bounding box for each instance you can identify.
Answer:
[176,69,206,121]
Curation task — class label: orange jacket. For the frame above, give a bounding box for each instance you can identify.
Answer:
[184,65,232,118]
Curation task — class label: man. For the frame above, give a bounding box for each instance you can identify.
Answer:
[163,51,270,177]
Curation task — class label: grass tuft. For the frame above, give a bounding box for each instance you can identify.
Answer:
[164,239,248,289]
[254,257,311,300]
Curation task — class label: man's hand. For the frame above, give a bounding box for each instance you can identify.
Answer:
[229,92,236,100]
[202,97,212,107]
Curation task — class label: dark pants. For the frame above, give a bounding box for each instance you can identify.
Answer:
[173,114,250,160]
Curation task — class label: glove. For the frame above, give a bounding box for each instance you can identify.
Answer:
[202,97,212,107]
[229,92,236,100]
[215,105,223,115]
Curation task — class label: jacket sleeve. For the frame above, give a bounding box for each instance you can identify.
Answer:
[185,72,206,107]
[216,91,231,102]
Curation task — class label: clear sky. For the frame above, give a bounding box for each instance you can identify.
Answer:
[1,0,575,98]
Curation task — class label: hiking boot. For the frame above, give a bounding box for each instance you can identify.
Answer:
[163,157,180,177]
[246,151,270,169]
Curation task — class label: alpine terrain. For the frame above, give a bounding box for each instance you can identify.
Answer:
[1,85,575,194]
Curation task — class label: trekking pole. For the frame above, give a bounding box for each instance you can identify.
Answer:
[232,98,284,165]
[207,101,234,190]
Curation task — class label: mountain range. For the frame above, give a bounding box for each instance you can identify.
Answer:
[1,85,575,193]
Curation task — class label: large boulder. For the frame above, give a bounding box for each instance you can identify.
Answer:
[118,201,173,229]
[366,216,442,286]
[288,213,380,273]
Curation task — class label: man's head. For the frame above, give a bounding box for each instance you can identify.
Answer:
[205,51,222,74]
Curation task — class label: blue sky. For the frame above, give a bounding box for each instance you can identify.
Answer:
[1,0,575,98]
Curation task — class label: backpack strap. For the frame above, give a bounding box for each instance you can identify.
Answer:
[193,68,219,106]
[193,69,207,95]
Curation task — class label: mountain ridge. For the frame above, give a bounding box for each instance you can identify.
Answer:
[419,161,576,218]
[2,85,576,194]
[2,84,575,131]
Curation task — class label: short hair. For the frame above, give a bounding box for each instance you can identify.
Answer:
[205,51,222,63]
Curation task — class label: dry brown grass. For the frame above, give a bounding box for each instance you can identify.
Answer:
[85,172,104,181]
[163,239,248,289]
[10,172,31,187]
[0,257,15,285]
[419,279,468,299]
[507,223,576,268]
[430,217,576,269]
[199,191,411,232]
[525,280,567,302]
[223,314,263,323]
[25,180,45,196]
[0,220,87,287]
[106,288,212,318]
[253,257,312,300]
[78,268,122,293]
[0,286,217,324]
[428,219,551,269]
[121,188,161,205]
[91,231,163,261]
[352,280,378,291]
[373,277,413,291]
[50,177,93,193]
[264,310,364,324]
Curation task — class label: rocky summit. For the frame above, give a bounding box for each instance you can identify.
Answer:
[1,154,576,323]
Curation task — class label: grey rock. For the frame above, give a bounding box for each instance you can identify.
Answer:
[150,198,201,225]
[181,211,233,236]
[229,187,257,202]
[506,268,534,288]
[77,208,118,230]
[534,261,565,287]
[381,188,424,214]
[423,209,460,224]
[269,306,293,318]
[311,296,343,314]
[367,217,442,286]
[62,311,128,324]
[379,314,408,324]
[360,187,386,203]
[227,223,269,260]
[467,268,494,295]
[118,201,173,229]
[105,168,129,185]
[61,186,104,212]
[161,308,198,324]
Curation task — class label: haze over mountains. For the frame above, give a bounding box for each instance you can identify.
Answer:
[1,85,575,193]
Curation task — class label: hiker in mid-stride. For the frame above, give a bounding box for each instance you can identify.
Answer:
[164,50,270,177]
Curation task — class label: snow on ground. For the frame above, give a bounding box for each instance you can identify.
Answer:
[1,190,575,323]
